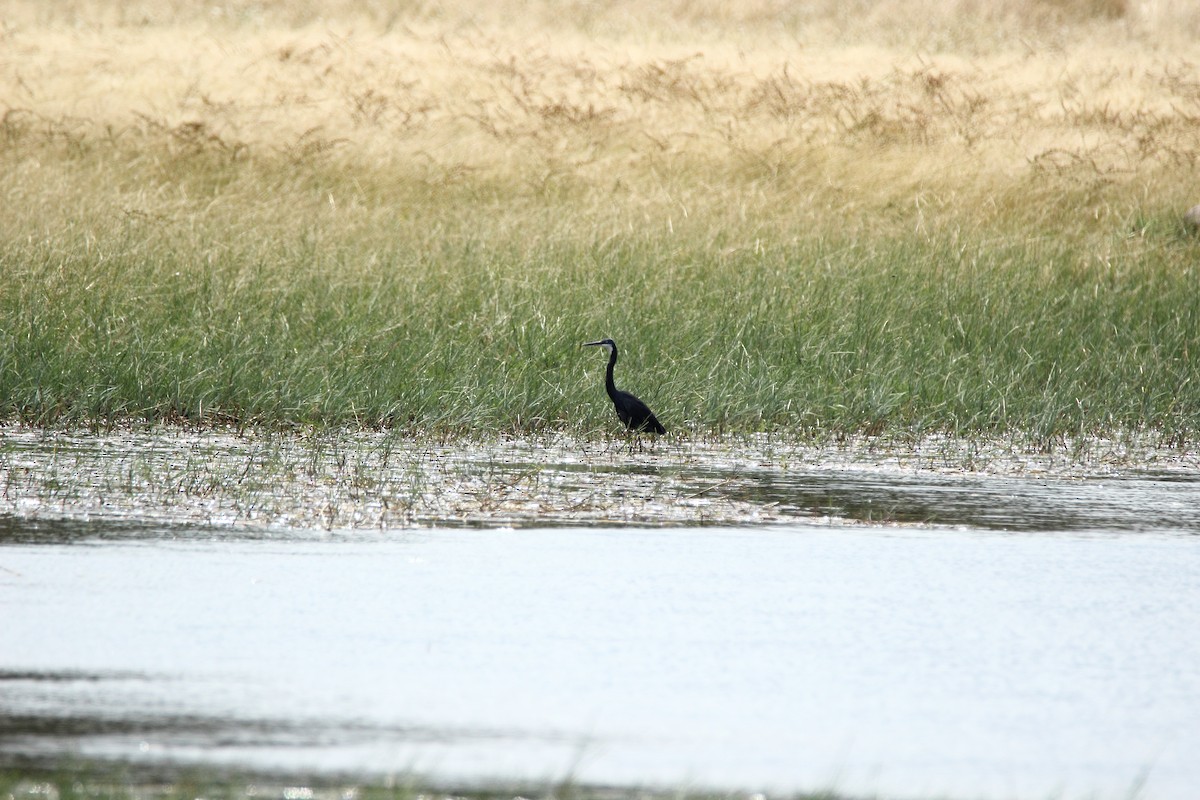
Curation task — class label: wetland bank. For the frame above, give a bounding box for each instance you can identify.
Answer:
[3,0,1200,438]
[4,0,1200,798]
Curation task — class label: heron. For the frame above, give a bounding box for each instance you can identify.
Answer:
[582,338,666,435]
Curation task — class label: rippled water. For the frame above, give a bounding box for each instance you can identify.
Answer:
[2,428,1199,800]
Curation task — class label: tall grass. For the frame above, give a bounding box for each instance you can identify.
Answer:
[2,1,1199,440]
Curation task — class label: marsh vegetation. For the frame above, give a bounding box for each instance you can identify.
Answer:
[2,0,1199,441]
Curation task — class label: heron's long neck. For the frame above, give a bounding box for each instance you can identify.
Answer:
[604,348,618,399]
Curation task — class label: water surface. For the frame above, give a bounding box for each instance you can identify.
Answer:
[2,429,1199,799]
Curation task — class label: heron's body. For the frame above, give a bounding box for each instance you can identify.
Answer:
[583,338,666,435]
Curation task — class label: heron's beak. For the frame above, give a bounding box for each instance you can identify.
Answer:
[582,341,604,348]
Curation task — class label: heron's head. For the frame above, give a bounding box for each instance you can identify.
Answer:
[582,338,616,355]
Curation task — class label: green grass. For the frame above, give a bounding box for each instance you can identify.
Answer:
[3,7,1200,443]
[3,165,1197,441]
[2,144,1199,440]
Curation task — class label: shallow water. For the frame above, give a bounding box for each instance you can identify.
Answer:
[2,429,1200,799]
[3,427,1200,532]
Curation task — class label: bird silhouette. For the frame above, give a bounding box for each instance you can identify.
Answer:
[582,338,666,435]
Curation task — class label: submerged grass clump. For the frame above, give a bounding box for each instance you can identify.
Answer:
[2,0,1200,442]
[0,767,859,800]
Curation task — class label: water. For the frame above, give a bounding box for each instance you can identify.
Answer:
[2,429,1200,799]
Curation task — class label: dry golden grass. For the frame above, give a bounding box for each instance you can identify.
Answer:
[4,0,1200,248]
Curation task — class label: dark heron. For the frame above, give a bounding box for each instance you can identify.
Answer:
[582,338,666,435]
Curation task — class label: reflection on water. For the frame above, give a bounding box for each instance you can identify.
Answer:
[0,665,535,763]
